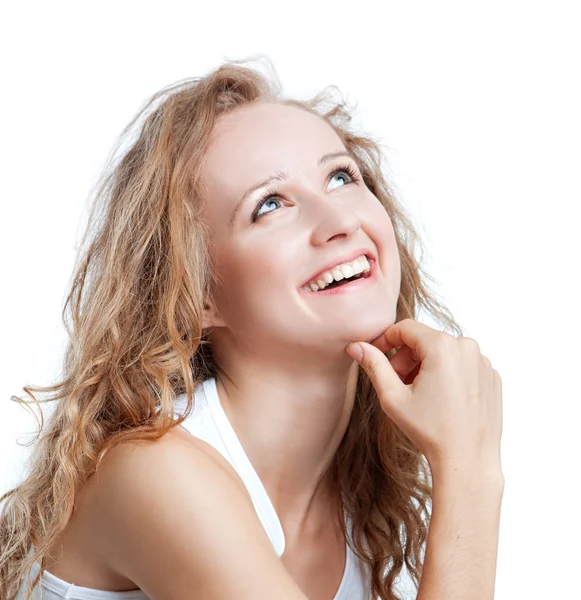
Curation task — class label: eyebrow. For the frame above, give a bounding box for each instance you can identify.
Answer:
[228,150,357,226]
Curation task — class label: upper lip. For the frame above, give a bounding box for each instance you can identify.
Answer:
[300,248,376,287]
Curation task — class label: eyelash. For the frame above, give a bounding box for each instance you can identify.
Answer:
[250,163,361,223]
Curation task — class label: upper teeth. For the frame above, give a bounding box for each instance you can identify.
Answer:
[303,255,371,292]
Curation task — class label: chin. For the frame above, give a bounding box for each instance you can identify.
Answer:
[341,312,397,345]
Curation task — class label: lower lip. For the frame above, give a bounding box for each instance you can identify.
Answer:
[300,259,377,297]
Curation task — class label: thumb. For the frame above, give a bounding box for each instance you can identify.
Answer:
[346,341,409,415]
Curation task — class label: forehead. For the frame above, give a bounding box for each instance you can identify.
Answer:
[200,102,345,209]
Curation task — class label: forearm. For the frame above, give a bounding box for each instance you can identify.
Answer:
[417,466,504,600]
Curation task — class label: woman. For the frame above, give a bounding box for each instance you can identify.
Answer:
[0,56,503,600]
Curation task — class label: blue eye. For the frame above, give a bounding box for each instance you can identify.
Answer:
[250,163,361,223]
[252,193,281,220]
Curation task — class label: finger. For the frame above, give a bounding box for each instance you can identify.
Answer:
[369,322,407,353]
[347,341,410,412]
[369,330,399,353]
[388,344,422,382]
[377,318,443,362]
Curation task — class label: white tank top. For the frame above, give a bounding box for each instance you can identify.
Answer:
[16,377,384,599]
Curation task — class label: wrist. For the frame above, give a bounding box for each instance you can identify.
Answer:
[429,458,505,494]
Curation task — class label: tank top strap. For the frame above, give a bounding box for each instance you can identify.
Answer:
[197,378,286,556]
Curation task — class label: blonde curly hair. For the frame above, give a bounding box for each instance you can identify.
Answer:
[0,55,463,600]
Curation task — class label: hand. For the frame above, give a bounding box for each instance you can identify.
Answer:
[345,319,503,480]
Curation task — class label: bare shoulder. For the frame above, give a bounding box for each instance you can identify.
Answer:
[83,427,305,600]
[93,426,248,498]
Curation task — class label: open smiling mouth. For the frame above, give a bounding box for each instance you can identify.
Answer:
[300,256,376,294]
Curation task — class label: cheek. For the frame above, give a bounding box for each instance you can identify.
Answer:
[216,250,297,336]
[364,199,397,244]
[215,246,289,306]
[364,202,401,277]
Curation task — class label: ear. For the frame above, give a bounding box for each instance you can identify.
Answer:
[201,298,226,330]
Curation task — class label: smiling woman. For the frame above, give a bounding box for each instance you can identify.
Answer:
[0,55,463,600]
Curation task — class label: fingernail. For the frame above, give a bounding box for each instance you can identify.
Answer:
[346,343,363,362]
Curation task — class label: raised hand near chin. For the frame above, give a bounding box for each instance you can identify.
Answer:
[346,318,504,483]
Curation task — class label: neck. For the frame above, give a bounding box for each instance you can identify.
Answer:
[215,357,360,532]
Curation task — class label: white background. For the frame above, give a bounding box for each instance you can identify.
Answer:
[1,1,579,598]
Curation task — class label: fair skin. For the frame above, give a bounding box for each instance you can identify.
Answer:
[43,101,503,599]
[199,101,401,530]
[44,102,401,599]
[193,101,401,595]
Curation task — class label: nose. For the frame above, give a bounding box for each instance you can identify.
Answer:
[306,191,361,246]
